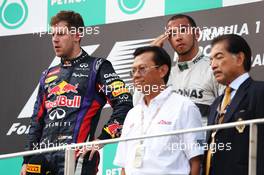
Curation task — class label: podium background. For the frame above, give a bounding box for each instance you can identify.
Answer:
[0,0,264,174]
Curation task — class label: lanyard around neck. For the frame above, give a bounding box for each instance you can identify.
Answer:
[140,92,172,140]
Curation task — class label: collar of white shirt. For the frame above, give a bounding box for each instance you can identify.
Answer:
[229,72,249,98]
[139,86,173,107]
[229,72,250,91]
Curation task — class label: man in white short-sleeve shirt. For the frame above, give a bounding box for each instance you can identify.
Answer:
[114,46,204,175]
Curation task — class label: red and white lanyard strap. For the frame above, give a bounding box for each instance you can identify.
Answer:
[140,92,172,144]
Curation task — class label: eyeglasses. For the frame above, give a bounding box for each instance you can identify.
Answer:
[130,65,160,77]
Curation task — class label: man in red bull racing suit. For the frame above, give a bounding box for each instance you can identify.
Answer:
[20,10,133,175]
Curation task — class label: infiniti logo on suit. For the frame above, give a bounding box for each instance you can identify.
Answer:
[49,108,66,120]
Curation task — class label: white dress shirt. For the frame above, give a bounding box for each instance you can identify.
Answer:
[229,72,250,99]
[114,87,204,175]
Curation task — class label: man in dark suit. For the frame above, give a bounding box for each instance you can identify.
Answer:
[203,34,264,175]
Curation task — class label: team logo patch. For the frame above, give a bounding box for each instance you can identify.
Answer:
[104,120,122,138]
[48,81,78,97]
[45,95,81,110]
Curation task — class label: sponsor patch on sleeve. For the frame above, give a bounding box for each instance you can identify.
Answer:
[45,76,58,84]
[112,87,129,97]
[47,68,60,77]
[26,164,41,173]
[104,121,122,138]
[109,81,125,90]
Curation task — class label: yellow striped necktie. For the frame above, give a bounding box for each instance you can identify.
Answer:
[206,86,231,175]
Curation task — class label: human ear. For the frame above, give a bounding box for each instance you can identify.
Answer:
[234,52,245,67]
[159,65,169,79]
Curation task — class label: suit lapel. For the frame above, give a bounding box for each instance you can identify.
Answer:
[223,77,252,123]
[208,97,222,125]
[206,97,222,142]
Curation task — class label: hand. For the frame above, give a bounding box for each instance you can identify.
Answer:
[121,168,126,175]
[190,156,201,175]
[77,139,104,160]
[20,164,27,175]
[150,32,169,47]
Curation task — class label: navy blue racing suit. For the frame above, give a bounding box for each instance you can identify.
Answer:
[23,49,133,175]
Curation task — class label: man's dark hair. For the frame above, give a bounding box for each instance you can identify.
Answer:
[133,46,171,84]
[50,10,84,31]
[167,14,197,27]
[211,34,252,72]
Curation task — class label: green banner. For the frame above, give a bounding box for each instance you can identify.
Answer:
[47,0,106,27]
[102,143,122,175]
[165,0,222,15]
[0,157,22,175]
[0,0,28,29]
